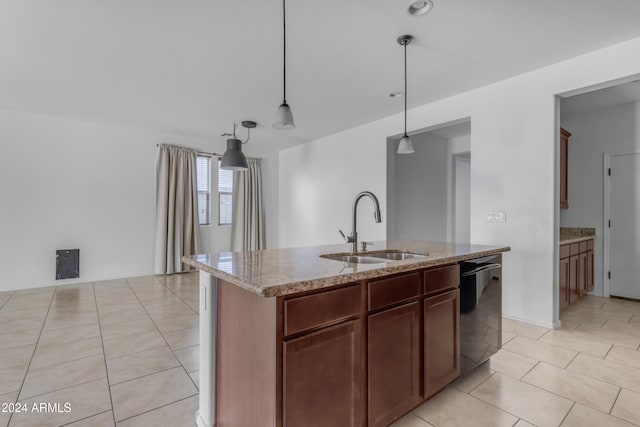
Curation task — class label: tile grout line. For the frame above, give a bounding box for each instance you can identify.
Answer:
[155,275,200,315]
[108,366,188,388]
[558,401,577,425]
[458,382,529,425]
[602,344,615,359]
[112,393,198,425]
[608,387,623,415]
[124,277,200,397]
[7,287,56,426]
[0,291,16,310]
[91,281,118,427]
[153,276,201,389]
[57,409,112,427]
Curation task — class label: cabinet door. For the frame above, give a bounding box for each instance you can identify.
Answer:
[368,301,421,427]
[424,289,460,398]
[569,255,580,303]
[283,320,361,427]
[587,249,594,292]
[579,251,588,296]
[559,257,570,308]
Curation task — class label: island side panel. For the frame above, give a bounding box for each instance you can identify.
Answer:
[216,279,278,427]
[197,271,217,427]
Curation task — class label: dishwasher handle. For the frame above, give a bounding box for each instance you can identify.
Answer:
[462,263,502,277]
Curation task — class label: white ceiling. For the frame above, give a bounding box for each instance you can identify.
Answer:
[2,1,640,150]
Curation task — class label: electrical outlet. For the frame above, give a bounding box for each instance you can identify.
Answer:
[487,211,506,223]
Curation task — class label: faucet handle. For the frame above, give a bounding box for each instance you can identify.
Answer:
[361,241,373,251]
[339,230,355,243]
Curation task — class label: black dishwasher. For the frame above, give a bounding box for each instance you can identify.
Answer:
[459,254,502,375]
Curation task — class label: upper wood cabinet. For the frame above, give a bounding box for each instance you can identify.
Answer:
[560,128,572,209]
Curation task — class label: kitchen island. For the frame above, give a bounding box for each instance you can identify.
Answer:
[183,240,509,427]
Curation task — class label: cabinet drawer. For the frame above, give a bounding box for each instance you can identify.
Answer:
[284,285,360,337]
[560,244,571,259]
[368,273,421,311]
[579,241,588,253]
[587,239,594,250]
[424,264,460,296]
[570,243,581,256]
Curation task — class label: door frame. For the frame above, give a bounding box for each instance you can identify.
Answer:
[603,151,640,298]
[451,151,471,244]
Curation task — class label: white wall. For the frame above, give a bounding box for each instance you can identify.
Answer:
[0,108,280,291]
[389,132,448,241]
[278,124,388,249]
[560,102,639,296]
[279,35,640,328]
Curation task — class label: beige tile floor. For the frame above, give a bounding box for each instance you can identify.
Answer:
[2,275,640,426]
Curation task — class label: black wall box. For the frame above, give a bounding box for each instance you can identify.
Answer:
[56,249,79,280]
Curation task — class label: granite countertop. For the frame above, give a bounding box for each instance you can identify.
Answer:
[560,227,596,244]
[182,240,510,298]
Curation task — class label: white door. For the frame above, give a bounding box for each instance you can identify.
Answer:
[609,153,640,299]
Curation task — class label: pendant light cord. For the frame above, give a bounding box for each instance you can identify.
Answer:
[282,0,287,103]
[403,41,408,137]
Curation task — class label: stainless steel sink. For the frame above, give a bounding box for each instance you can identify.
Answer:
[320,254,385,264]
[320,250,428,264]
[366,251,427,260]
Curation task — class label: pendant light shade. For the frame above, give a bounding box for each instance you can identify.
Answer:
[220,138,248,171]
[397,135,414,154]
[219,121,255,171]
[273,0,295,130]
[274,101,295,130]
[396,34,414,155]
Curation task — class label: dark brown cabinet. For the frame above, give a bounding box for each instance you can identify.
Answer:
[283,320,362,427]
[587,244,594,293]
[368,301,421,427]
[579,251,588,296]
[424,289,460,398]
[569,254,580,303]
[560,128,571,209]
[559,256,570,308]
[282,284,362,427]
[214,263,464,427]
[560,239,594,307]
[367,265,459,426]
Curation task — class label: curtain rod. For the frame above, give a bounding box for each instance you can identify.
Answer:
[155,144,261,160]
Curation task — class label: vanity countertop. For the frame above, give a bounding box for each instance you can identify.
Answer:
[560,227,596,244]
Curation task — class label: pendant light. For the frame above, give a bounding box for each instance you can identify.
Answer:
[396,34,415,154]
[273,0,295,130]
[220,121,256,171]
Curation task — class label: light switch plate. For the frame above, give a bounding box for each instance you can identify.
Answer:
[487,211,506,223]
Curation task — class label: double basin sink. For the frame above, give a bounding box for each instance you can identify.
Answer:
[320,250,428,264]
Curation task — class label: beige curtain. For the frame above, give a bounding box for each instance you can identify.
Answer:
[230,158,266,251]
[154,144,200,273]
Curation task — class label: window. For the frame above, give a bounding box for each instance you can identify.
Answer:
[196,155,211,225]
[218,160,234,225]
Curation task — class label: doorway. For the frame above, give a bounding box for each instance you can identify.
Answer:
[559,79,640,302]
[452,153,471,244]
[386,119,471,243]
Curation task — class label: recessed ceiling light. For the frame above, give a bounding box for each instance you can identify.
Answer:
[389,91,404,98]
[406,0,433,16]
